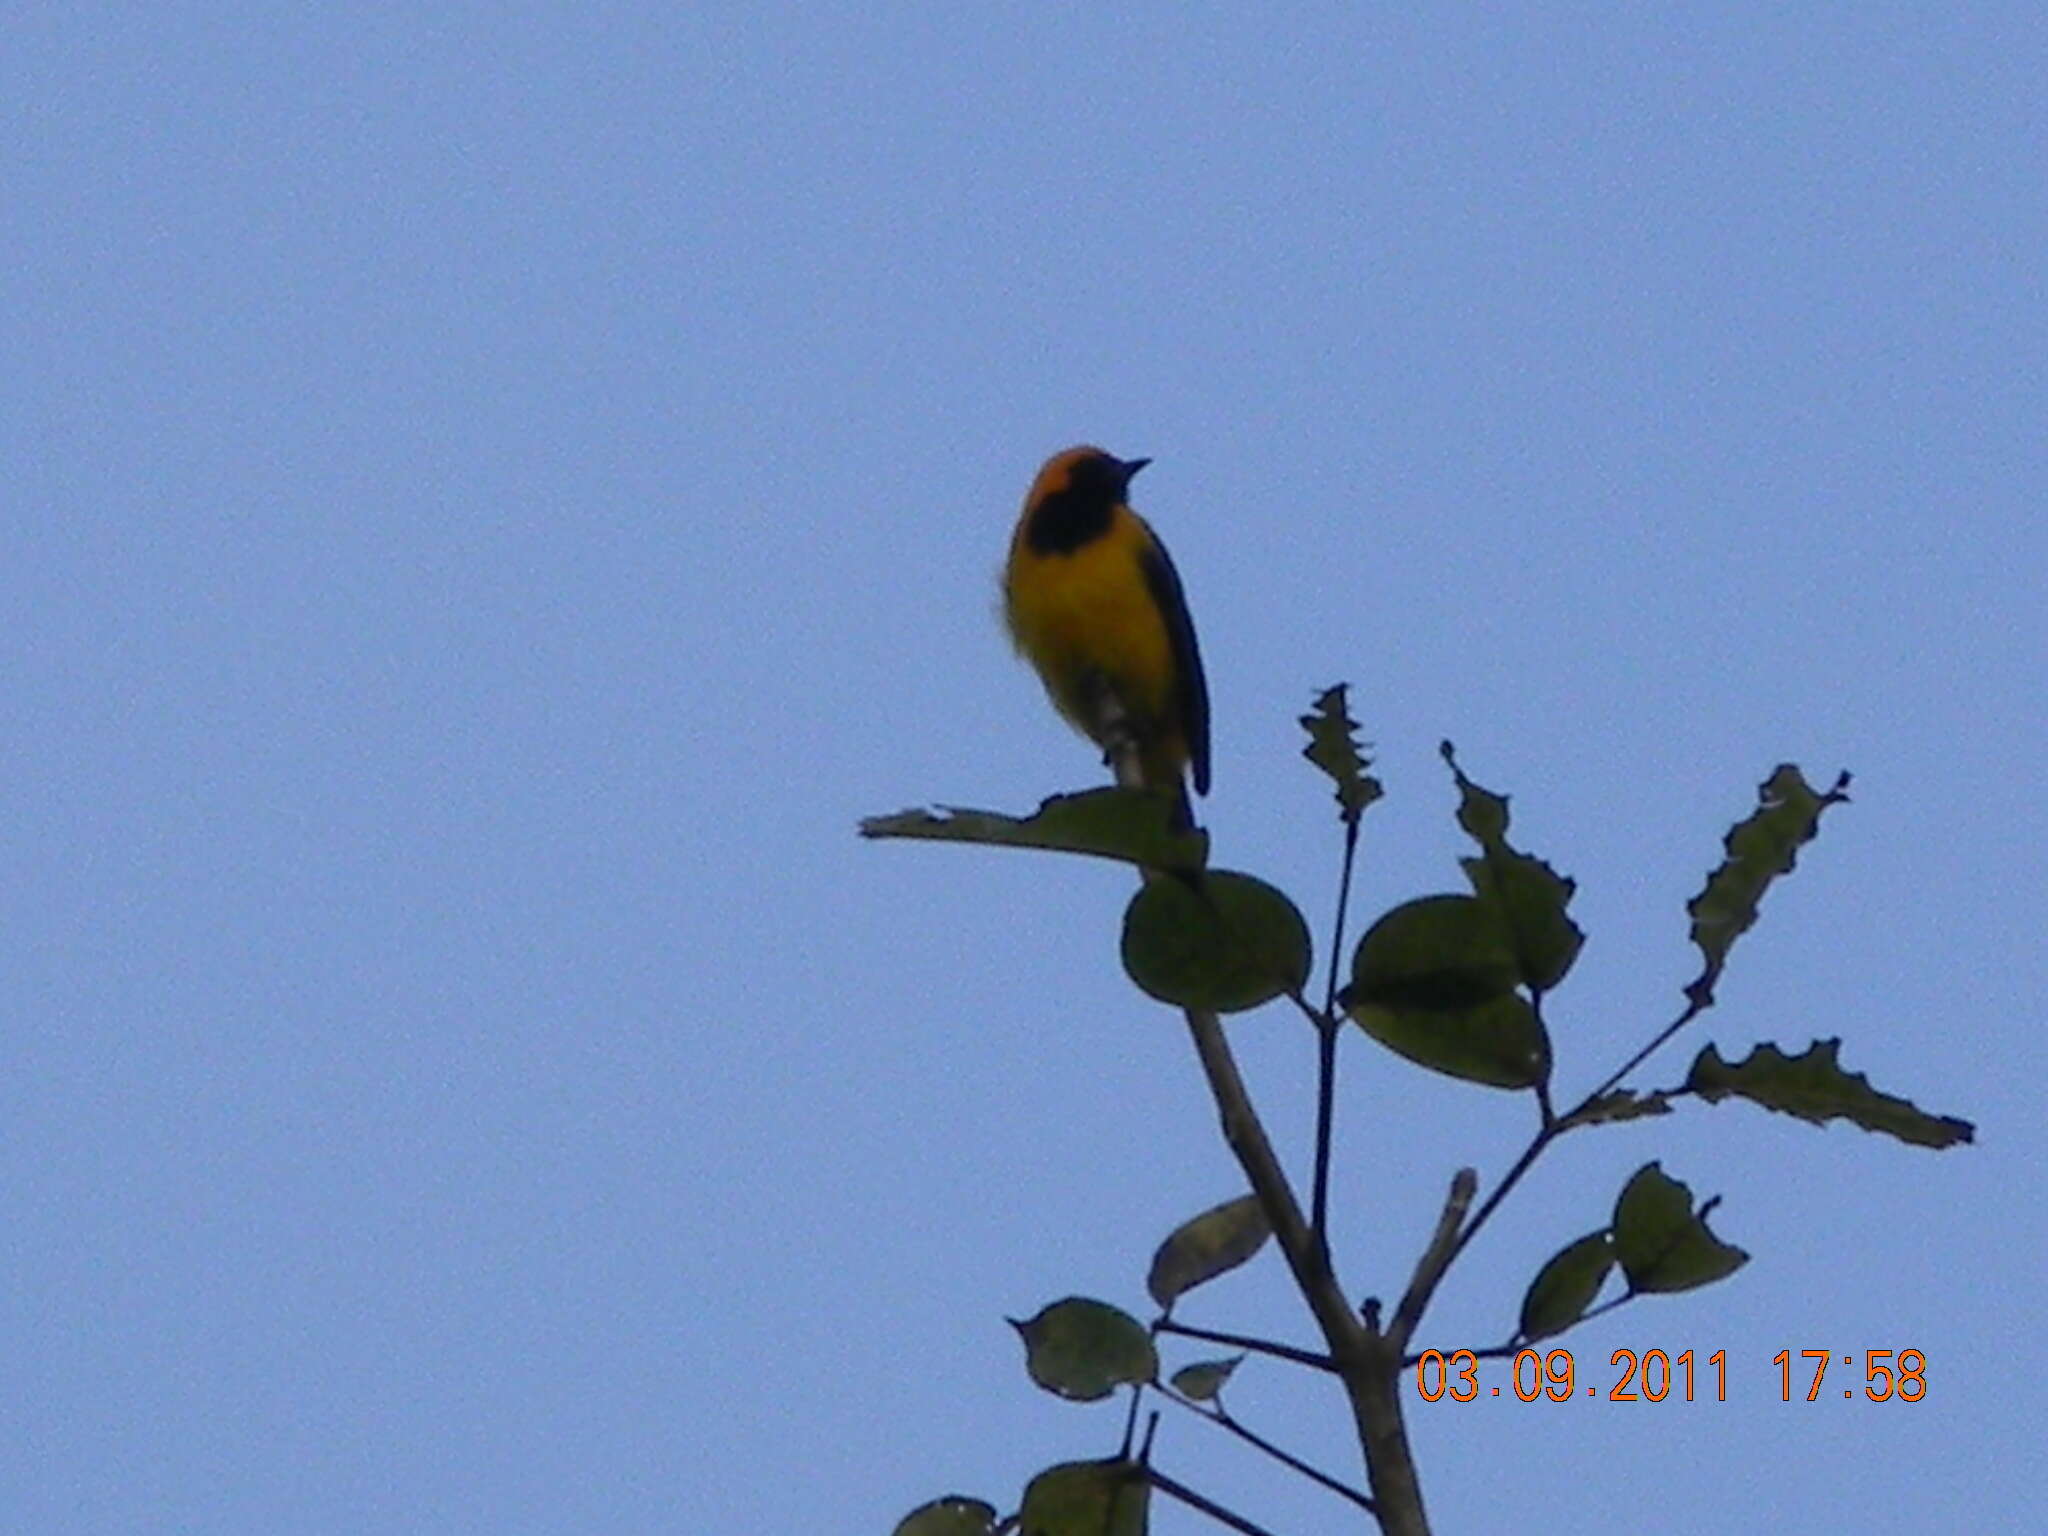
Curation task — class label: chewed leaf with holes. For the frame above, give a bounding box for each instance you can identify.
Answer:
[1688,1039,1974,1149]
[1561,1089,1674,1130]
[1300,684,1383,821]
[1612,1163,1747,1295]
[1441,743,1585,992]
[861,787,1206,873]
[1686,766,1850,1004]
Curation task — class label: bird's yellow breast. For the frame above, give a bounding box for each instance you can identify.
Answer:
[1003,506,1177,728]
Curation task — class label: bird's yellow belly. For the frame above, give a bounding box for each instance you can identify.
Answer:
[1006,538,1176,727]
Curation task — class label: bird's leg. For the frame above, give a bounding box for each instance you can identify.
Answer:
[1080,674,1145,790]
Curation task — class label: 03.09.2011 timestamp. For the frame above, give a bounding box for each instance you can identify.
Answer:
[1415,1348,1729,1403]
[1414,1347,1930,1403]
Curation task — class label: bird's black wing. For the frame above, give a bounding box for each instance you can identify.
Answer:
[1138,524,1212,796]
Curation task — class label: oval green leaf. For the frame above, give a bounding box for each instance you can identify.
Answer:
[1121,870,1311,1014]
[1518,1231,1615,1342]
[1146,1195,1271,1310]
[1346,894,1520,1012]
[1009,1297,1158,1402]
[893,1497,1000,1536]
[1347,991,1549,1089]
[1019,1459,1149,1536]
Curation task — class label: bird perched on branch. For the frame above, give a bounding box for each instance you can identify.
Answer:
[1002,445,1211,825]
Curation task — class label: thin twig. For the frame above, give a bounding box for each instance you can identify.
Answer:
[1144,1468,1283,1536]
[1571,1292,1636,1328]
[1389,1169,1478,1348]
[1160,1390,1376,1513]
[1285,988,1324,1030]
[1530,992,1556,1128]
[1311,1016,1340,1242]
[1572,995,1707,1112]
[1311,816,1362,1241]
[1155,1317,1336,1373]
[1440,1129,1554,1295]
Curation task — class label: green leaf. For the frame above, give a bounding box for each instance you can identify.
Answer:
[1009,1298,1158,1402]
[1121,870,1311,1014]
[1560,1089,1675,1131]
[1518,1231,1616,1342]
[1345,894,1520,1011]
[1687,1039,1975,1150]
[861,787,1207,873]
[1348,991,1549,1089]
[1168,1356,1243,1402]
[1612,1163,1748,1295]
[893,1497,1000,1536]
[1146,1195,1271,1310]
[1441,742,1586,992]
[1340,895,1549,1087]
[1686,765,1851,1005]
[1299,684,1383,822]
[1018,1460,1149,1536]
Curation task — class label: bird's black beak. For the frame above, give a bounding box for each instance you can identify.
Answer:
[1119,456,1152,487]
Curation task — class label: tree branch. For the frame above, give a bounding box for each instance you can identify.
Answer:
[1390,1169,1478,1348]
[1144,1468,1282,1536]
[1311,815,1362,1242]
[1155,1318,1335,1373]
[1161,1391,1376,1513]
[1102,705,1428,1533]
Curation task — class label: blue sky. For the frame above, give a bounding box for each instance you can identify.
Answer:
[6,5,2041,1532]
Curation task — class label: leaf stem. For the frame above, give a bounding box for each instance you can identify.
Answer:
[1154,1318,1336,1374]
[1144,1468,1282,1536]
[1312,815,1362,1243]
[1161,1391,1376,1513]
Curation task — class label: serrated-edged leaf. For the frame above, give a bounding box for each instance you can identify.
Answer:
[1345,894,1521,1012]
[1441,742,1585,992]
[1686,765,1850,1005]
[1687,1039,1975,1150]
[1009,1298,1158,1402]
[1612,1163,1748,1295]
[894,1496,1000,1536]
[1299,685,1383,821]
[1347,991,1550,1089]
[1121,870,1311,1014]
[861,787,1207,873]
[1018,1459,1149,1536]
[1168,1355,1243,1402]
[1147,1195,1271,1309]
[1561,1089,1675,1131]
[1518,1231,1616,1342]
